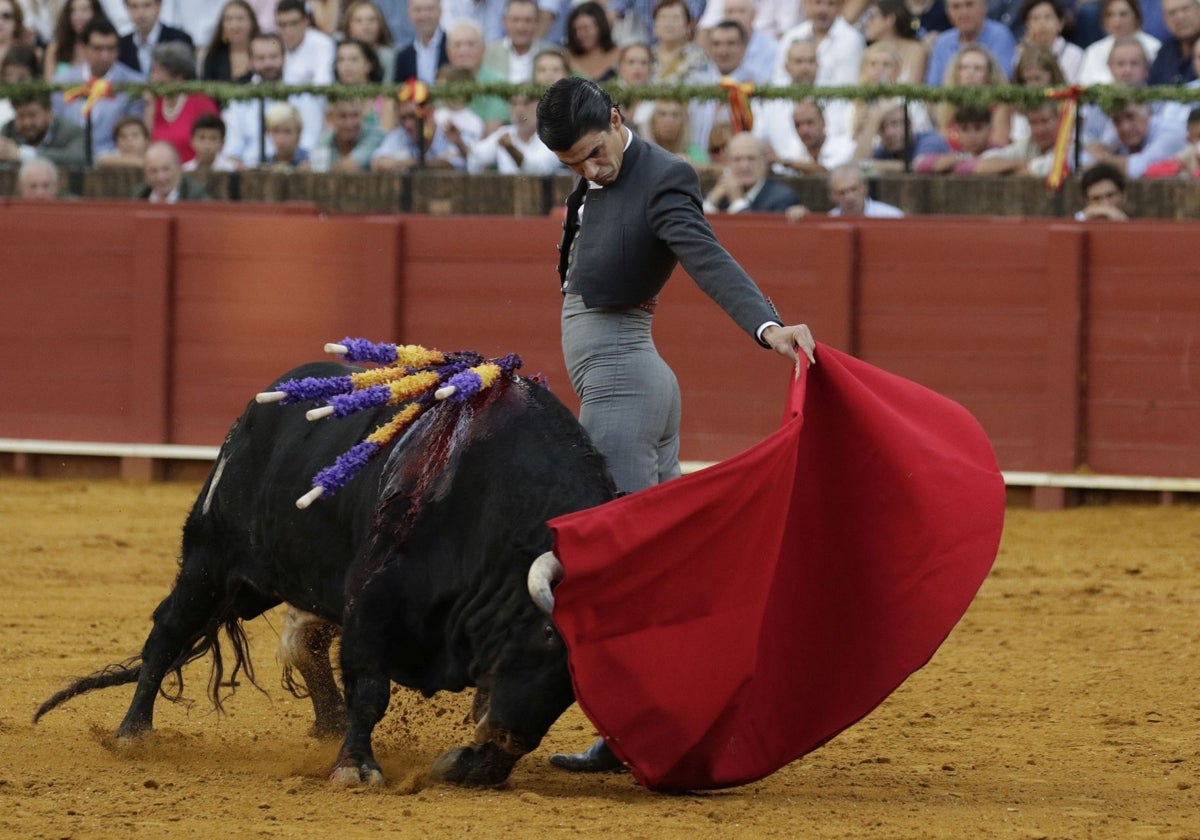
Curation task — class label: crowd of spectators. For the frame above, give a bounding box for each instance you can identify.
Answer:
[1,0,1197,207]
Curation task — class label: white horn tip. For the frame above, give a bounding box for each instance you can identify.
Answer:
[255,391,287,404]
[306,406,335,421]
[324,343,349,355]
[296,486,325,509]
[434,385,457,400]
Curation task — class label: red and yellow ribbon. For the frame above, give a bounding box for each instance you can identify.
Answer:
[62,78,114,118]
[1045,85,1082,193]
[397,78,433,139]
[719,78,755,134]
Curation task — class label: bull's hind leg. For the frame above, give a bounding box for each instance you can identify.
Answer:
[279,606,345,738]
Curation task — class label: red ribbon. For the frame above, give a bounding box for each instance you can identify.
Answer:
[719,77,755,134]
[62,78,115,118]
[1045,85,1083,193]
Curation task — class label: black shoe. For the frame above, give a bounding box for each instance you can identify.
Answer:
[548,737,626,773]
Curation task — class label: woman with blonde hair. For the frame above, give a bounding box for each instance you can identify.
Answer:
[936,42,1011,149]
[646,99,708,165]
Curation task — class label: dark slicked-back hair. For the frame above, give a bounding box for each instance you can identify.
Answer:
[536,77,615,152]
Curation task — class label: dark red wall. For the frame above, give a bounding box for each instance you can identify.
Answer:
[1,202,1196,478]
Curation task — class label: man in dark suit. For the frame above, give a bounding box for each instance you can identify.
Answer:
[702,132,799,214]
[394,0,450,83]
[118,0,195,76]
[134,141,210,203]
[535,76,817,774]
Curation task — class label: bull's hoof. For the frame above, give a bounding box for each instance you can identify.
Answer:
[329,759,385,788]
[429,743,519,787]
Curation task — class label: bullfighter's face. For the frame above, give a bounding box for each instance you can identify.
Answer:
[553,107,627,187]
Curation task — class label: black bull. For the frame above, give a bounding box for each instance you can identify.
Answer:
[34,362,617,786]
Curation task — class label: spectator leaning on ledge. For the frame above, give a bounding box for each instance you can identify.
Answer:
[0,89,86,166]
[826,163,904,216]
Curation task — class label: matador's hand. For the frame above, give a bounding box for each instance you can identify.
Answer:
[763,323,817,366]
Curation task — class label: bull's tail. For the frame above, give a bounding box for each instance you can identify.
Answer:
[32,658,142,723]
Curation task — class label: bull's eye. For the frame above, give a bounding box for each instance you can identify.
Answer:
[543,622,557,642]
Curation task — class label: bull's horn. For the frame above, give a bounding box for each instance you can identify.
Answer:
[255,391,287,404]
[527,551,563,616]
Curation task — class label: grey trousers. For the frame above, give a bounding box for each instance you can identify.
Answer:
[561,293,682,494]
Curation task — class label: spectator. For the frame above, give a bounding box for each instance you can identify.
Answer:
[975,99,1064,175]
[335,38,394,130]
[0,42,38,129]
[532,46,569,84]
[222,32,323,166]
[861,0,930,82]
[276,0,335,85]
[0,90,86,165]
[1075,160,1129,217]
[15,155,58,198]
[431,64,485,155]
[700,0,778,84]
[1147,0,1199,82]
[370,96,458,169]
[1143,105,1200,175]
[1084,98,1187,176]
[609,0,705,45]
[311,98,386,171]
[97,113,148,166]
[913,103,996,172]
[934,42,1012,148]
[852,41,932,147]
[183,113,238,173]
[1009,44,1064,141]
[484,0,556,84]
[462,93,562,173]
[341,1,396,82]
[202,1,261,83]
[565,1,618,80]
[756,39,854,165]
[827,163,904,215]
[394,0,448,84]
[52,17,144,158]
[651,0,709,84]
[1016,0,1083,81]
[0,0,27,72]
[1079,35,1150,146]
[703,131,799,212]
[445,19,508,134]
[146,41,219,165]
[117,0,193,76]
[854,98,931,172]
[441,0,507,43]
[43,0,103,79]
[705,19,756,80]
[778,98,857,173]
[615,41,654,133]
[776,0,866,86]
[645,99,708,164]
[1078,0,1161,83]
[925,0,1017,84]
[261,100,310,168]
[135,140,209,201]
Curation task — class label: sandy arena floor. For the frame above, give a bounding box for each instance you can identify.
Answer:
[0,477,1196,839]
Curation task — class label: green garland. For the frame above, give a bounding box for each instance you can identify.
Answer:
[3,79,1199,112]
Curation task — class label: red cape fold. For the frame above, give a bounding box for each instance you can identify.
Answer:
[548,343,1005,791]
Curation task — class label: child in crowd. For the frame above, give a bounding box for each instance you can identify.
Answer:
[183,114,238,173]
[262,102,310,169]
[97,116,149,168]
[913,105,996,173]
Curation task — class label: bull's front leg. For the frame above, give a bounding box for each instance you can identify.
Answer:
[329,670,389,787]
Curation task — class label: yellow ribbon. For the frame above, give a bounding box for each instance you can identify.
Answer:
[719,78,755,134]
[1045,86,1082,193]
[62,78,115,118]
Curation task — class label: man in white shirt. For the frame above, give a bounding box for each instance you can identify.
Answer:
[482,0,557,83]
[774,0,864,86]
[777,98,856,173]
[463,94,562,173]
[826,164,903,216]
[276,0,335,85]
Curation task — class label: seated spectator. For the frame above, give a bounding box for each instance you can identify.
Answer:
[775,0,865,86]
[1083,99,1187,177]
[851,41,932,146]
[703,132,800,213]
[445,19,509,135]
[1,43,39,129]
[0,0,27,78]
[15,156,60,199]
[925,0,1017,84]
[1147,0,1200,84]
[276,0,335,85]
[646,99,708,165]
[913,104,996,172]
[1016,0,1083,82]
[705,19,767,83]
[97,114,149,166]
[854,98,933,172]
[1075,161,1129,218]
[335,38,394,131]
[462,93,562,173]
[1078,0,1161,84]
[651,0,709,85]
[431,65,485,159]
[183,113,238,173]
[860,0,929,82]
[117,0,194,77]
[202,0,261,83]
[484,0,558,83]
[370,98,458,170]
[311,98,386,172]
[699,0,778,84]
[341,1,396,83]
[393,0,449,85]
[135,140,210,202]
[0,90,86,166]
[615,41,654,134]
[1009,44,1064,142]
[777,98,857,174]
[934,43,1012,148]
[756,39,853,165]
[146,41,219,165]
[565,1,618,81]
[533,47,570,84]
[1079,35,1151,146]
[44,0,104,79]
[975,100,1064,176]
[261,101,310,169]
[1142,106,1200,176]
[52,17,144,159]
[827,163,904,216]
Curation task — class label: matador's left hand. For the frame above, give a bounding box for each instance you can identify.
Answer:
[763,324,817,366]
